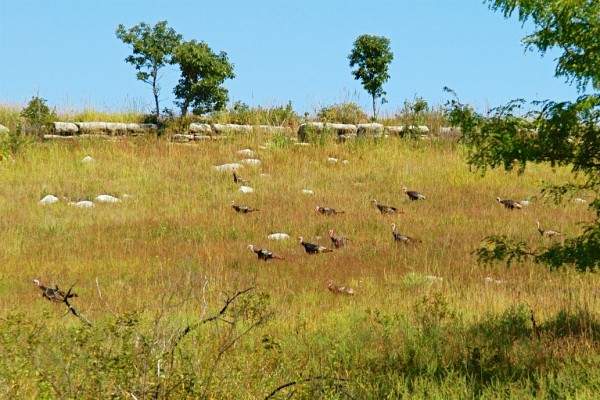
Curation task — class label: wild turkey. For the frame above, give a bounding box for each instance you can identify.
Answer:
[316,206,344,215]
[391,223,420,244]
[231,200,259,213]
[403,187,426,201]
[32,279,78,302]
[327,280,355,295]
[298,236,335,254]
[536,221,563,238]
[233,171,247,184]
[247,244,284,260]
[371,198,402,214]
[329,228,350,248]
[496,197,522,210]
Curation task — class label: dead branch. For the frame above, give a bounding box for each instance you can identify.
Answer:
[264,376,351,399]
[34,280,91,327]
[62,285,92,326]
[172,286,255,348]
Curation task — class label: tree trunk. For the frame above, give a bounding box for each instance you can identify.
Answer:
[152,68,160,121]
[372,94,377,121]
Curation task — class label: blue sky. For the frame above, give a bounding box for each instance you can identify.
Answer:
[0,0,584,116]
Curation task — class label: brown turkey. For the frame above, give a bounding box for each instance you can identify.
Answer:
[329,228,350,248]
[298,236,335,254]
[32,279,78,302]
[231,200,259,213]
[247,244,284,260]
[371,198,402,214]
[402,186,426,201]
[327,280,355,295]
[496,197,522,210]
[536,221,563,237]
[316,206,345,215]
[391,223,420,244]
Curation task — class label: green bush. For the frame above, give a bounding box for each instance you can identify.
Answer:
[211,101,300,127]
[316,102,367,124]
[20,96,57,136]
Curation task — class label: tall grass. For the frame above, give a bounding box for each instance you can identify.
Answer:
[0,120,598,398]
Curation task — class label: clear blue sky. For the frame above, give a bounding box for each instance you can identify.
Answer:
[0,0,584,116]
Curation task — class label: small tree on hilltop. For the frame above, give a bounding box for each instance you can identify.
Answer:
[447,0,600,271]
[348,34,394,121]
[115,20,182,121]
[172,40,235,116]
[20,95,57,135]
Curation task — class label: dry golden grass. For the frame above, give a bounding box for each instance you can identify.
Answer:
[0,134,598,397]
[0,135,595,319]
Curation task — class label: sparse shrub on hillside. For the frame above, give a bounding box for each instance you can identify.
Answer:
[20,96,57,136]
[211,101,300,127]
[316,102,368,124]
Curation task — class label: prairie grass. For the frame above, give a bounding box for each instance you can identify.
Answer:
[0,132,599,398]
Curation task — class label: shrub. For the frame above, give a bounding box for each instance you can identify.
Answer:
[211,101,300,127]
[316,102,367,124]
[20,96,57,136]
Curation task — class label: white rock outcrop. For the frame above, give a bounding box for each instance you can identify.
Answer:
[357,123,384,137]
[69,200,95,208]
[53,122,79,135]
[211,124,253,135]
[189,123,213,134]
[212,163,244,172]
[237,149,255,157]
[95,194,121,203]
[39,195,59,205]
[238,186,254,193]
[268,233,290,240]
[297,122,325,142]
[241,158,261,166]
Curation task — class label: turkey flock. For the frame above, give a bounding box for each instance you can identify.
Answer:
[225,159,568,297]
[33,148,567,303]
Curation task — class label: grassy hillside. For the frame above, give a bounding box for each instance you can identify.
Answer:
[0,133,598,399]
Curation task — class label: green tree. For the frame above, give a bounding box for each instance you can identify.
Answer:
[20,96,57,135]
[446,0,600,271]
[348,35,394,121]
[172,40,235,116]
[115,21,182,120]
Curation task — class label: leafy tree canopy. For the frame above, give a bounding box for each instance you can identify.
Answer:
[116,20,182,120]
[446,0,600,271]
[488,0,600,91]
[172,40,235,116]
[348,35,393,120]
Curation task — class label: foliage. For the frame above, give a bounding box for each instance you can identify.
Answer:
[445,0,600,271]
[392,95,431,136]
[0,285,271,399]
[348,34,394,120]
[115,20,183,120]
[487,0,600,91]
[316,102,367,124]
[172,40,235,116]
[211,101,300,127]
[20,96,57,136]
